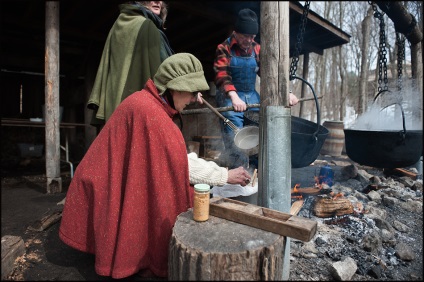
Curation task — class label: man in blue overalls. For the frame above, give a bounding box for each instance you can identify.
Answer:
[213,8,299,169]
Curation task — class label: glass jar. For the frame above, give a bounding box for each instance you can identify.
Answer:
[193,184,210,222]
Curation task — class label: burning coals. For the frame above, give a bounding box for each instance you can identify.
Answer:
[288,163,423,281]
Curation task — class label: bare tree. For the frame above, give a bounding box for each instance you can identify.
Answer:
[303,1,421,126]
[358,6,373,115]
[338,1,348,121]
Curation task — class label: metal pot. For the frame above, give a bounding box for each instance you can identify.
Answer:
[244,76,329,168]
[344,90,423,168]
[244,113,329,168]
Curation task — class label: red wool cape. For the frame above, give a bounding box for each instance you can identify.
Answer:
[59,80,194,279]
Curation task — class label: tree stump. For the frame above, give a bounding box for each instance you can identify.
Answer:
[168,209,286,280]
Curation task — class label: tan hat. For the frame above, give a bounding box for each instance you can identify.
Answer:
[154,53,210,95]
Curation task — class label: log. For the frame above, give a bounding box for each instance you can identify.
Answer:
[169,210,286,280]
[1,235,25,280]
[291,186,332,196]
[27,211,62,232]
[313,197,354,218]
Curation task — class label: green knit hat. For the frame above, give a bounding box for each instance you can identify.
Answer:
[154,53,210,96]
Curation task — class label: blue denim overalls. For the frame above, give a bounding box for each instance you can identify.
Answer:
[216,38,260,168]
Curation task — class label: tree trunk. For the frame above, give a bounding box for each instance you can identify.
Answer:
[330,48,338,120]
[358,6,373,115]
[168,210,286,280]
[411,42,423,124]
[338,45,346,121]
[375,1,423,45]
[375,1,423,98]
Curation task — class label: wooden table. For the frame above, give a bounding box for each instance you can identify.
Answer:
[1,118,88,177]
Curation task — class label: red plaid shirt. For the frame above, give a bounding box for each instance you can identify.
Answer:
[213,34,261,94]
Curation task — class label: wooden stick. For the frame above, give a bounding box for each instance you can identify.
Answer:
[251,168,257,187]
[290,200,304,216]
[393,168,418,180]
[181,96,323,115]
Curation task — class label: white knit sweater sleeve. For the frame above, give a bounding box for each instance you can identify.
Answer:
[187,152,228,186]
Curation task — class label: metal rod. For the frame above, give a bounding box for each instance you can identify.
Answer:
[182,96,322,115]
[200,97,238,132]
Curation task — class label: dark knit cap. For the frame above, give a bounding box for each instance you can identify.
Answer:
[235,8,258,35]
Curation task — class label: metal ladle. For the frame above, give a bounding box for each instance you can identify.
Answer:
[200,97,259,156]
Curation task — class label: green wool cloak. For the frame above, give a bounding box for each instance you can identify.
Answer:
[88,5,166,124]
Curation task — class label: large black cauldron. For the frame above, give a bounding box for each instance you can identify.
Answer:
[344,90,422,168]
[244,76,328,168]
[244,112,328,168]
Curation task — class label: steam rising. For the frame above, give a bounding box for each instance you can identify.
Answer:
[349,80,422,131]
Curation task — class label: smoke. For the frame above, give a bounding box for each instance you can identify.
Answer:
[349,79,422,131]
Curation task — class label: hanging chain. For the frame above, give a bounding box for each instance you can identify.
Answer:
[370,2,388,92]
[289,1,310,80]
[396,32,405,91]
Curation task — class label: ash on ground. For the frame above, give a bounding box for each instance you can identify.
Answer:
[289,161,423,281]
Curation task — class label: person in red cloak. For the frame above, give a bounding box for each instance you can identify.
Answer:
[59,53,216,279]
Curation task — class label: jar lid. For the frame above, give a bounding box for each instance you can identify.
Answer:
[194,184,210,192]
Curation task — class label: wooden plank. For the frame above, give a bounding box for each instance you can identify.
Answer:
[290,200,304,216]
[210,197,317,241]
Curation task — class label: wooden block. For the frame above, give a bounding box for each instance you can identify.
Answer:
[1,235,25,280]
[210,197,317,241]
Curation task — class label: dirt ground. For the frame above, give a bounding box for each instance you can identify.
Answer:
[1,156,422,281]
[1,159,164,281]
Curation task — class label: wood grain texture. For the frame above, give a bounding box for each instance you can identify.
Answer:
[168,209,286,280]
[313,197,354,217]
[209,197,317,242]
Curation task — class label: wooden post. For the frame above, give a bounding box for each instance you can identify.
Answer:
[259,2,291,279]
[45,1,62,193]
[168,210,286,280]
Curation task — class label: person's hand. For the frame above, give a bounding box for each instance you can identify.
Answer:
[228,91,246,112]
[196,92,203,104]
[289,92,299,106]
[227,166,251,186]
